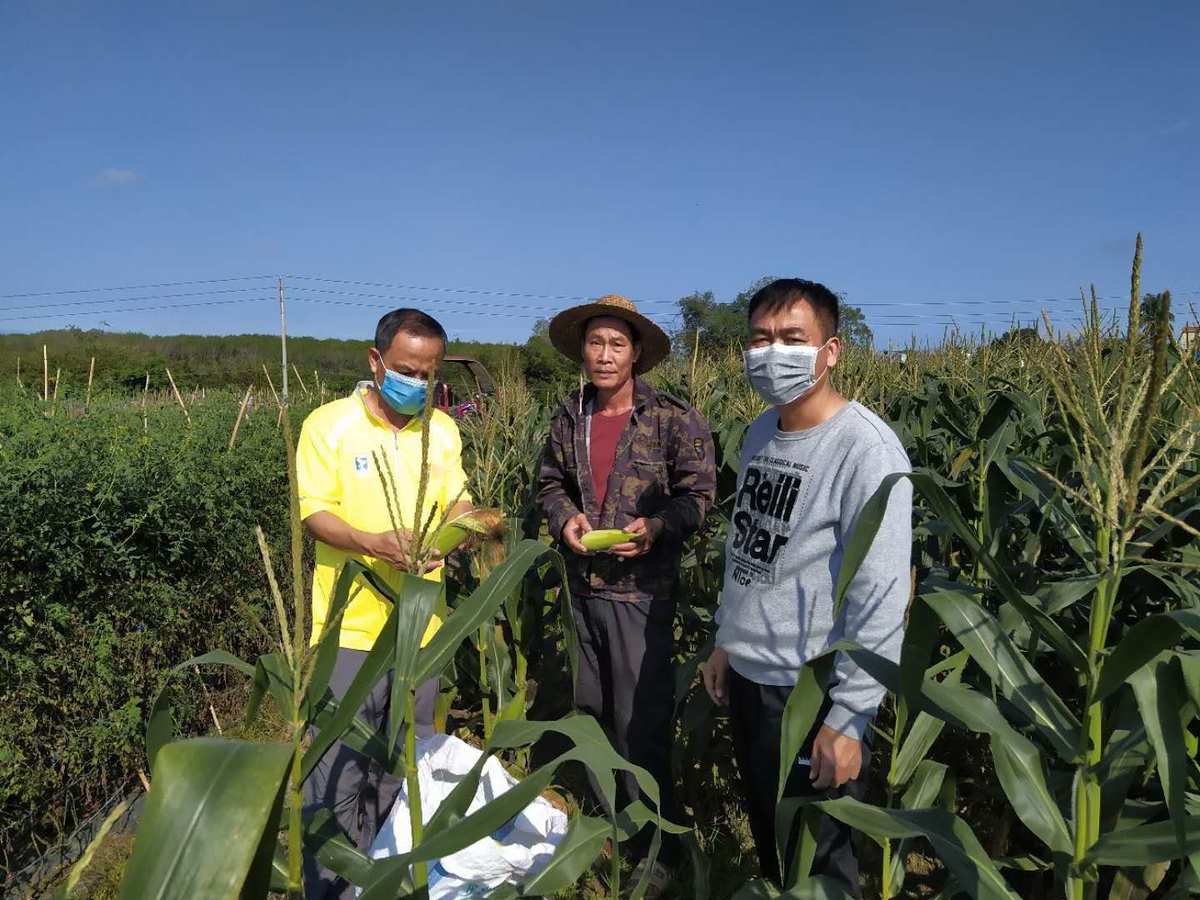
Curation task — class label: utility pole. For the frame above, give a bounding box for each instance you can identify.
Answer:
[278,277,289,406]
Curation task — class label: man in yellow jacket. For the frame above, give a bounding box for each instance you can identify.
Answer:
[296,308,472,900]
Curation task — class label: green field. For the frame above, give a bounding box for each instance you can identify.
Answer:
[4,254,1199,899]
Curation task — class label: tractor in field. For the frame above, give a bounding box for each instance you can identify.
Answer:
[434,355,495,418]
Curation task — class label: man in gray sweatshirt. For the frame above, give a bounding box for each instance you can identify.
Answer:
[703,278,912,896]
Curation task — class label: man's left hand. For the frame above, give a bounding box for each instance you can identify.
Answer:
[609,517,663,558]
[809,725,863,790]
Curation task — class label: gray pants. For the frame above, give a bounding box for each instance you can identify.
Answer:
[302,648,437,900]
[571,593,679,866]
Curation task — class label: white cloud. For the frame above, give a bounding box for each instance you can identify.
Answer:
[95,168,140,186]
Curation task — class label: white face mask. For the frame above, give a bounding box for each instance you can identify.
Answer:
[742,341,829,406]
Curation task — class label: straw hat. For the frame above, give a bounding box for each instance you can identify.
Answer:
[548,294,671,375]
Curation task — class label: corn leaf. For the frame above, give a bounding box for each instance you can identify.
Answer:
[516,814,611,895]
[1034,575,1103,616]
[891,652,966,787]
[1099,690,1154,826]
[268,852,288,893]
[997,457,1095,568]
[815,797,1020,900]
[118,738,291,900]
[301,807,376,887]
[1096,610,1200,703]
[836,471,1086,671]
[1085,818,1200,866]
[300,561,435,779]
[306,558,378,714]
[842,645,1072,855]
[889,760,951,891]
[386,572,441,758]
[923,586,1079,759]
[246,651,293,728]
[146,650,255,775]
[1129,656,1192,861]
[776,652,836,884]
[414,539,570,686]
[302,807,376,885]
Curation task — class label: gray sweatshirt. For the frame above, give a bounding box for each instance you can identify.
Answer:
[715,401,912,740]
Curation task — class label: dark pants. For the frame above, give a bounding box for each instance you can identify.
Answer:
[571,592,679,866]
[302,648,438,900]
[728,668,871,897]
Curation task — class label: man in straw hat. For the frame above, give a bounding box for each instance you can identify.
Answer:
[537,295,716,897]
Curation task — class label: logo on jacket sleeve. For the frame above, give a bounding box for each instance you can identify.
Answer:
[354,456,370,474]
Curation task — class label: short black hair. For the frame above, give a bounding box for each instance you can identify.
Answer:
[747,278,840,341]
[374,309,448,353]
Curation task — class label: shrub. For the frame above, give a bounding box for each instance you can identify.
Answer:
[0,386,303,870]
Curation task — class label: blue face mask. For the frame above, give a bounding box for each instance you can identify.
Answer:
[373,354,428,415]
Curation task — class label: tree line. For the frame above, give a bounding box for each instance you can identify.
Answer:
[9,278,1117,397]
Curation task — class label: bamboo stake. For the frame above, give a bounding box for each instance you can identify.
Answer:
[15,355,21,387]
[51,368,61,401]
[262,363,281,408]
[229,385,253,449]
[291,364,308,397]
[141,372,150,433]
[164,368,191,425]
[85,357,95,410]
[193,665,223,735]
[43,345,48,402]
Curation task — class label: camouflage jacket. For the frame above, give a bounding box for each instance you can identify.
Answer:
[537,378,716,603]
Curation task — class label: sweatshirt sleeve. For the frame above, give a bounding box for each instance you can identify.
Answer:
[823,442,913,740]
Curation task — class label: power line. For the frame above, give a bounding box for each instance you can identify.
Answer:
[286,272,1200,310]
[1,287,269,314]
[287,296,679,324]
[2,271,1195,326]
[285,286,565,315]
[287,287,685,322]
[0,297,271,323]
[314,288,1150,322]
[0,275,272,301]
[283,274,624,305]
[2,284,1175,324]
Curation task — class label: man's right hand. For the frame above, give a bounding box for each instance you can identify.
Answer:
[356,529,443,574]
[357,529,410,567]
[304,512,442,574]
[561,512,594,556]
[702,647,730,706]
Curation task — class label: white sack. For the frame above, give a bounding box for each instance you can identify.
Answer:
[362,734,568,899]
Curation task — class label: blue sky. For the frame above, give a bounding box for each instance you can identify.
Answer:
[1,1,1196,347]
